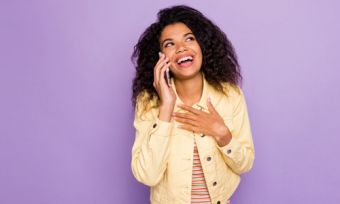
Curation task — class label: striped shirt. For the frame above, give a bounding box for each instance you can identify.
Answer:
[191,141,231,204]
[191,141,211,204]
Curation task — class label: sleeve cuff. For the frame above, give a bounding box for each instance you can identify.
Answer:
[218,137,241,158]
[149,118,173,137]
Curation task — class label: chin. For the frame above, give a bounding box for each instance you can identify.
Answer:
[172,69,202,81]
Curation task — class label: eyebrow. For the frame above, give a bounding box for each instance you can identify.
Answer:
[161,32,194,47]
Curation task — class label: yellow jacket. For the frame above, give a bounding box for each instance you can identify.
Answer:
[131,77,255,204]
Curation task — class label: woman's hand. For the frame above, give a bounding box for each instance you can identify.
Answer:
[153,53,176,121]
[172,98,232,146]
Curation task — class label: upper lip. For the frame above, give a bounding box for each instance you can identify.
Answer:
[174,53,194,64]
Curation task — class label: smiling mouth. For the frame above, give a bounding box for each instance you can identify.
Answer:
[176,56,193,65]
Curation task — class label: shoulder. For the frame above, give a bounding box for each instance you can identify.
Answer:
[212,82,245,110]
[205,81,243,102]
[222,82,242,96]
[220,83,249,114]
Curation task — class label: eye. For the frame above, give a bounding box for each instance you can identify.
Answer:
[164,42,174,48]
[186,36,195,42]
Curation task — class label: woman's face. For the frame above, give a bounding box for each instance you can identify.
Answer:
[159,22,203,81]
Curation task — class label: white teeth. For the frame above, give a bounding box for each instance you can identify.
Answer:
[177,56,193,64]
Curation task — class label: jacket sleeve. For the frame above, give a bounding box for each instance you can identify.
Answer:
[131,103,173,186]
[218,88,255,174]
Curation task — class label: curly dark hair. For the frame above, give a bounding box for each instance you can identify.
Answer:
[131,5,242,109]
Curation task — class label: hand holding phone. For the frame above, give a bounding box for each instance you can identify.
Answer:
[159,52,171,87]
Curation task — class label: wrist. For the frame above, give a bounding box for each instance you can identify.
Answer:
[158,103,175,122]
[216,126,232,147]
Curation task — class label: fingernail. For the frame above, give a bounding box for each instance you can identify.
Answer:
[158,52,163,58]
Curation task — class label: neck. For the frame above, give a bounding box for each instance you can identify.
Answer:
[174,73,203,106]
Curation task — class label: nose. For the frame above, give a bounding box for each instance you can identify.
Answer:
[175,42,187,54]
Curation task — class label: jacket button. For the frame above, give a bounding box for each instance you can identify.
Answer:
[227,149,232,154]
[217,201,221,204]
[153,123,157,128]
[201,133,205,137]
[207,156,211,161]
[213,181,217,186]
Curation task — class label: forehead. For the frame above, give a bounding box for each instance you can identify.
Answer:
[160,22,193,40]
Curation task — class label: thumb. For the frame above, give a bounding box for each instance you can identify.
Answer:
[207,97,218,115]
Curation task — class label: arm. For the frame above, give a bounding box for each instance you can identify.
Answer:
[131,93,173,186]
[171,86,254,174]
[218,88,255,174]
[131,101,174,186]
[131,53,176,186]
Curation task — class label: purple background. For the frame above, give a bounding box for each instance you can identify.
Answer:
[1,0,339,203]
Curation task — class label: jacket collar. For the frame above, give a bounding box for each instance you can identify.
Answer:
[171,73,209,112]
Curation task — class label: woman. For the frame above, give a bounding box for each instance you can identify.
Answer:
[131,5,254,204]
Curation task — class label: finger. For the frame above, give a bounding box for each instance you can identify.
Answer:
[177,104,201,115]
[158,61,170,87]
[173,116,199,127]
[154,57,169,86]
[207,97,218,115]
[154,57,168,84]
[172,112,197,120]
[178,124,201,133]
[154,53,165,68]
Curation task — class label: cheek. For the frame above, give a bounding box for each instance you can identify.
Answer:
[162,49,176,59]
[195,45,203,57]
[190,43,203,58]
[195,49,203,64]
[196,48,203,64]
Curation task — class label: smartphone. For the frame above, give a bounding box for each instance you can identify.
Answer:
[159,52,171,86]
